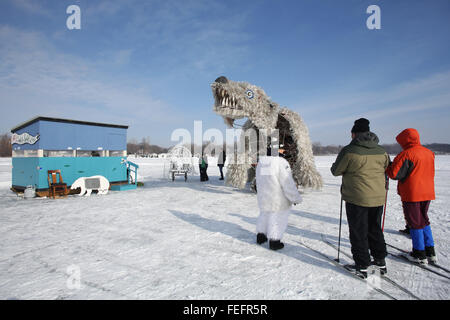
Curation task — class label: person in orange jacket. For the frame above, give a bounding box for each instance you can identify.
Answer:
[386,128,437,264]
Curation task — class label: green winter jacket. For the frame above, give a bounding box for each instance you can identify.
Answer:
[331,132,389,207]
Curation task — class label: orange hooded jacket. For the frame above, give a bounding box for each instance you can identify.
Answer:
[386,128,435,202]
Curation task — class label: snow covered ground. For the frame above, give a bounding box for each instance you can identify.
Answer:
[0,155,448,300]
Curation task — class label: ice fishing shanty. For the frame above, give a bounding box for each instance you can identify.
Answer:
[11,116,138,197]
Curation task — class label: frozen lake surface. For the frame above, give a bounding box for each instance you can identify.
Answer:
[0,155,448,300]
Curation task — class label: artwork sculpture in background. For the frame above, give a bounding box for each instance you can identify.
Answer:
[211,76,322,191]
[70,175,110,196]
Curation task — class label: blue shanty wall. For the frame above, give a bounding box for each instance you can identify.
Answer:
[12,119,127,151]
[12,157,127,189]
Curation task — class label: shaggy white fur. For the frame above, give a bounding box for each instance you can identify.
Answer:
[211,77,323,190]
[255,156,302,241]
[279,108,323,189]
[256,210,290,241]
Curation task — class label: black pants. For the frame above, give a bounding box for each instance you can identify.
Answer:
[346,202,387,267]
[199,165,209,181]
[218,165,224,179]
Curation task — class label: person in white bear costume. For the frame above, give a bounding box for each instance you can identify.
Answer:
[255,150,303,250]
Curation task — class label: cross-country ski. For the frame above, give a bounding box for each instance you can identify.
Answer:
[387,243,450,273]
[386,244,450,279]
[295,239,399,300]
[320,234,423,300]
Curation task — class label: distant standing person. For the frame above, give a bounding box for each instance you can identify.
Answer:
[331,118,389,278]
[218,150,226,180]
[386,128,437,264]
[199,154,209,182]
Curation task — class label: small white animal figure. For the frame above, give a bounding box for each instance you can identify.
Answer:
[70,175,110,196]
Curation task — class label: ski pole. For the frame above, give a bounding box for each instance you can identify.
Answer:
[382,177,389,232]
[336,196,343,262]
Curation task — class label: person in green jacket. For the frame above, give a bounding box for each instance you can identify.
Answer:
[199,154,209,182]
[331,118,390,278]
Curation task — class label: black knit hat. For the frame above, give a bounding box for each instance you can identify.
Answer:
[351,118,370,133]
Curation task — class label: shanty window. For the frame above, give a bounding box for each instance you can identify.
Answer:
[12,150,39,157]
[76,150,102,157]
[44,150,74,157]
[109,150,126,157]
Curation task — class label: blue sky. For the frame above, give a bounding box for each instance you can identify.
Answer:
[1,0,449,147]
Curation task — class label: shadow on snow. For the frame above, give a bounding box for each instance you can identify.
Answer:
[168,209,355,278]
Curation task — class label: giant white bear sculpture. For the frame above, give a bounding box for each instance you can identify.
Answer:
[70,175,110,196]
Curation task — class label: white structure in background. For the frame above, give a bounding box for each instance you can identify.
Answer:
[164,146,197,181]
[71,175,110,196]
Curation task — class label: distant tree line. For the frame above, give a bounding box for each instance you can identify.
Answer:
[312,142,404,155]
[311,142,450,155]
[424,143,450,155]
[127,140,227,157]
[0,134,12,157]
[1,132,449,157]
[312,143,344,155]
[127,137,169,155]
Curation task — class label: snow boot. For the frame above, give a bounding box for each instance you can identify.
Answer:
[344,264,368,279]
[425,246,437,264]
[256,233,268,245]
[269,239,284,250]
[406,249,428,264]
[399,226,411,237]
[370,258,387,275]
